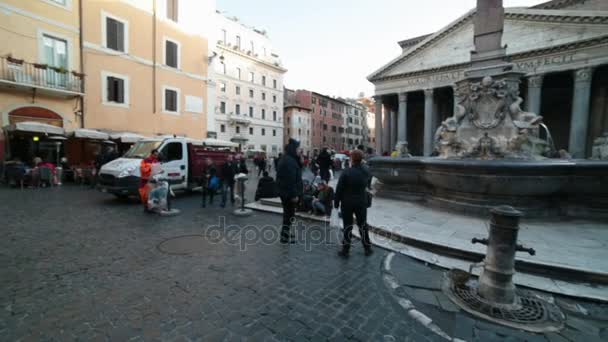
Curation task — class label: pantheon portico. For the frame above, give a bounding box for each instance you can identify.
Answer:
[369,0,608,158]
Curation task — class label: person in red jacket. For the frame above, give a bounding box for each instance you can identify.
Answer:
[139,149,160,211]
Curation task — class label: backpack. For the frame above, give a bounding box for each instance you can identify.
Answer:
[208,175,220,191]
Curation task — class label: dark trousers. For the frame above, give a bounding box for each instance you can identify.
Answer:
[202,186,215,207]
[280,196,297,238]
[341,204,371,251]
[221,181,235,206]
[320,168,330,182]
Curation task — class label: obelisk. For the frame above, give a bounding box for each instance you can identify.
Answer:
[467,0,511,77]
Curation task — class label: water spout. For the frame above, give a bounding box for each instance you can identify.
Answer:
[540,123,557,156]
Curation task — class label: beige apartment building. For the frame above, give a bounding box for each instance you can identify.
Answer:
[0,0,84,162]
[82,0,209,139]
[0,0,211,168]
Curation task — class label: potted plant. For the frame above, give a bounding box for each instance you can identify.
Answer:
[72,71,85,78]
[33,63,48,70]
[51,66,68,74]
[6,55,24,65]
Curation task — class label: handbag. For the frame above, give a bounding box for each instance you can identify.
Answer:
[366,190,373,208]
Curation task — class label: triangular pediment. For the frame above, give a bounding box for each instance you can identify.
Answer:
[369,8,608,81]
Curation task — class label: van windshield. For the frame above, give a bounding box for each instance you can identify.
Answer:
[123,141,162,159]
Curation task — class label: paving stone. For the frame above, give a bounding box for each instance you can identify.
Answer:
[433,292,460,313]
[566,316,601,335]
[402,287,440,307]
[1,186,606,342]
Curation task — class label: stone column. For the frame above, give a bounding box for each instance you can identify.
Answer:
[569,68,593,158]
[526,74,543,115]
[391,110,398,150]
[374,96,383,154]
[423,89,435,156]
[383,105,391,154]
[398,92,408,143]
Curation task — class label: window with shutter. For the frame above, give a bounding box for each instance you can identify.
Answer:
[165,40,178,68]
[164,89,178,112]
[167,0,178,22]
[106,17,125,52]
[116,78,124,103]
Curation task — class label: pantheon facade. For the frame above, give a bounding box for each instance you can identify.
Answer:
[368,0,608,158]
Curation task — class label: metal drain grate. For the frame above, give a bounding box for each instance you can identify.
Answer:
[443,270,565,333]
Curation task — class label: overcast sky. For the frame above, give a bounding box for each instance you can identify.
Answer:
[217,0,548,98]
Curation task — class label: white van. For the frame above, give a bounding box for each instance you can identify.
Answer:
[98,137,237,198]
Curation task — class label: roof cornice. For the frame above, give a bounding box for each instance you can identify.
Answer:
[368,9,476,81]
[372,34,608,83]
[532,0,587,10]
[369,7,608,82]
[218,45,288,73]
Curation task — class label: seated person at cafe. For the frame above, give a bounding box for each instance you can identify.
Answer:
[312,181,334,216]
[254,171,277,201]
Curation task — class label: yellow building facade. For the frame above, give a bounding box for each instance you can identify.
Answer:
[0,0,210,165]
[0,0,84,161]
[82,0,209,139]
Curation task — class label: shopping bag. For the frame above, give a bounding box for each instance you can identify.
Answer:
[330,209,342,230]
[329,169,334,180]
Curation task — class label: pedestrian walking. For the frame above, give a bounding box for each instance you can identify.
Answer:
[334,149,373,257]
[274,153,282,174]
[238,157,249,174]
[258,157,267,177]
[316,147,332,182]
[202,158,218,208]
[220,154,238,207]
[276,139,303,244]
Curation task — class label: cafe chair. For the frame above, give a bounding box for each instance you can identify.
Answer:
[39,167,53,188]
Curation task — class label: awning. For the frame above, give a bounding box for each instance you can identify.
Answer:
[109,132,147,143]
[6,121,65,135]
[202,138,239,148]
[70,129,109,140]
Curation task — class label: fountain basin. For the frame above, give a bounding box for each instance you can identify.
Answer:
[368,157,608,218]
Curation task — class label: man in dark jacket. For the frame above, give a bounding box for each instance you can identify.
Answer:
[220,154,238,207]
[255,171,277,201]
[334,149,372,257]
[316,148,332,182]
[276,139,303,244]
[202,158,218,208]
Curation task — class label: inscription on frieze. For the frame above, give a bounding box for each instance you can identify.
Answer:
[515,53,576,71]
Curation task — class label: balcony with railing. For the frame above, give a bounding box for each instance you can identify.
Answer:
[0,56,84,97]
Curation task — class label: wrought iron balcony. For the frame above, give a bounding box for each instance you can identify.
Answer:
[0,56,84,97]
[227,113,252,126]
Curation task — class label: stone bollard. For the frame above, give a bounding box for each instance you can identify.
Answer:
[472,205,535,305]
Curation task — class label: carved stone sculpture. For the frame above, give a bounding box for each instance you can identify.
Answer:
[434,75,546,159]
[592,132,608,160]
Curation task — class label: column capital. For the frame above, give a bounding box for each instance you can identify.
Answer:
[527,74,544,88]
[398,92,408,103]
[424,88,434,98]
[574,67,593,83]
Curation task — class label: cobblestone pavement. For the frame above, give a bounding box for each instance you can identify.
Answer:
[1,185,607,341]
